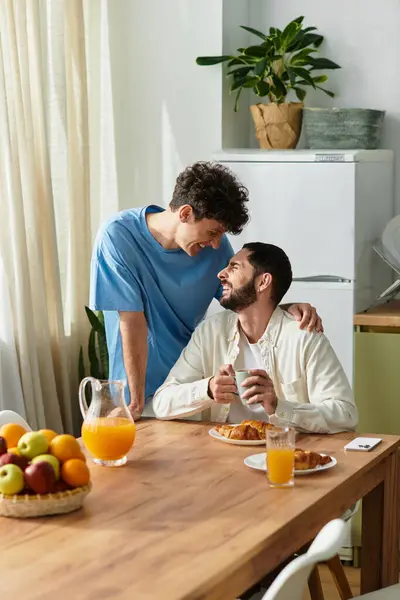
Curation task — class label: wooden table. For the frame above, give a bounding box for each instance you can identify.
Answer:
[2,421,400,600]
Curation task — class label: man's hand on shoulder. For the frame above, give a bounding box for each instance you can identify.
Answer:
[208,364,237,404]
[284,303,324,333]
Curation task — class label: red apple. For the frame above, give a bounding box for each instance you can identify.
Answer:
[0,436,7,456]
[54,479,70,493]
[0,452,28,471]
[24,461,55,494]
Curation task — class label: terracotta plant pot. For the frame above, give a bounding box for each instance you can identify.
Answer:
[250,102,303,150]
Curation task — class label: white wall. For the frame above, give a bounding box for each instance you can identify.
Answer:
[107,1,400,212]
[108,0,224,209]
[222,1,253,149]
[246,0,400,212]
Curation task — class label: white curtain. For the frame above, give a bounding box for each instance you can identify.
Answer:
[0,0,118,433]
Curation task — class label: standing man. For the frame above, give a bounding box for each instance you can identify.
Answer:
[90,162,321,419]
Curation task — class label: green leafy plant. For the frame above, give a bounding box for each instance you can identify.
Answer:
[78,307,109,381]
[196,15,340,111]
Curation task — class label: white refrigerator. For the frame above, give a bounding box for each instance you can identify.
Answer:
[210,149,394,385]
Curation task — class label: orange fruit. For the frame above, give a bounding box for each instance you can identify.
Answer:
[0,423,27,449]
[77,451,87,463]
[61,459,90,488]
[49,435,82,463]
[8,447,21,456]
[39,429,58,444]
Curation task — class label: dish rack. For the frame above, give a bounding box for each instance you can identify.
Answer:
[371,240,400,307]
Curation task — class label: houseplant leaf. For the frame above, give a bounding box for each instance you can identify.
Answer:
[302,26,317,34]
[231,75,260,92]
[287,68,297,87]
[227,66,253,78]
[255,81,270,97]
[196,55,232,66]
[234,88,242,112]
[294,87,307,102]
[288,32,324,52]
[228,55,259,66]
[290,48,318,64]
[244,45,268,58]
[78,346,85,382]
[196,17,340,112]
[313,74,328,84]
[271,74,287,101]
[230,77,245,92]
[254,57,267,77]
[290,67,316,88]
[292,16,305,25]
[269,27,282,36]
[240,25,267,40]
[281,20,302,47]
[85,306,104,333]
[88,329,101,380]
[308,57,341,70]
[316,86,335,97]
[242,76,261,88]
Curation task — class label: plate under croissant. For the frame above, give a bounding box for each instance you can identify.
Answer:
[244,452,337,475]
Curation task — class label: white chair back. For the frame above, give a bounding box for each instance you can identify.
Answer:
[261,519,347,600]
[0,410,31,431]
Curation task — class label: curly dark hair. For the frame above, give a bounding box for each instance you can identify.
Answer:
[170,162,249,235]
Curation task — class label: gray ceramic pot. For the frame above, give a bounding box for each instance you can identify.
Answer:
[303,107,385,150]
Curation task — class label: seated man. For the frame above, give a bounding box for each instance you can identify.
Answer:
[153,242,358,433]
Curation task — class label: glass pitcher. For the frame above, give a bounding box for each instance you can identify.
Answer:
[79,377,136,467]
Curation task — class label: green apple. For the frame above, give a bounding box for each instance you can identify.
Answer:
[18,432,48,459]
[31,454,60,480]
[0,463,24,495]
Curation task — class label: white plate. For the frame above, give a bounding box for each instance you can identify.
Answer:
[208,427,265,446]
[244,452,337,475]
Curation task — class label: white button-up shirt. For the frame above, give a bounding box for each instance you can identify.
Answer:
[153,307,358,434]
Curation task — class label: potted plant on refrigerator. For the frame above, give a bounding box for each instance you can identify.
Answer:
[196,15,340,150]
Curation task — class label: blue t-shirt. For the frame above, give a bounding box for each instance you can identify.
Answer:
[89,206,234,403]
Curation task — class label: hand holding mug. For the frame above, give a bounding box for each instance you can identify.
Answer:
[208,364,237,404]
[238,369,278,415]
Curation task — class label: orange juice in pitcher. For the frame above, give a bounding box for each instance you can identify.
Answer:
[82,417,136,462]
[79,378,136,467]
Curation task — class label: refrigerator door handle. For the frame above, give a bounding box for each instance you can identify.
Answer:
[293,276,353,283]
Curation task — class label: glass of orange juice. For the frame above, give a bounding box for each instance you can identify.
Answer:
[266,427,295,487]
[79,378,136,467]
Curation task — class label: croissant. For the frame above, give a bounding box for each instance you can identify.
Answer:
[214,424,253,440]
[241,420,268,438]
[215,420,274,441]
[294,449,332,470]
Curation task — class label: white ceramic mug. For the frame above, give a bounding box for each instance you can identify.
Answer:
[234,370,251,405]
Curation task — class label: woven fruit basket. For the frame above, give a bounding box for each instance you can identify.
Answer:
[0,483,92,518]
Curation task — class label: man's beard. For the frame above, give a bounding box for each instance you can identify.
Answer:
[220,278,257,311]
